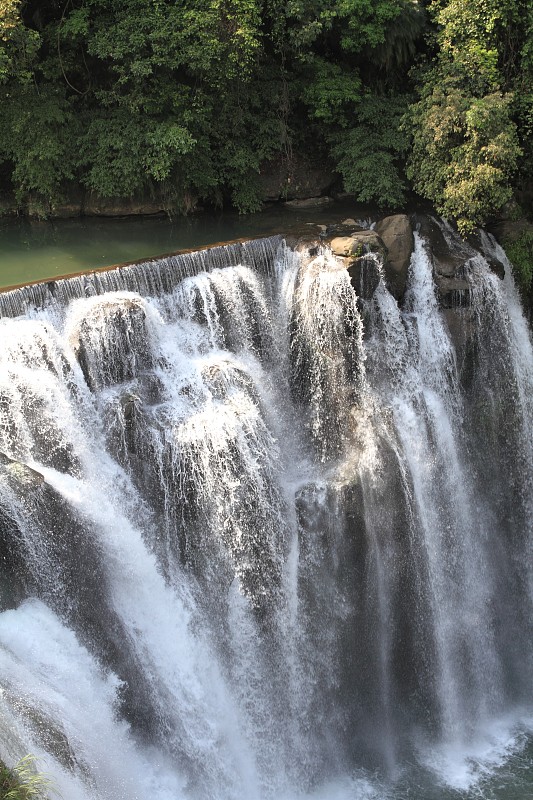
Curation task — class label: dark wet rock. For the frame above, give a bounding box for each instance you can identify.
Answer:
[0,452,45,488]
[435,276,471,309]
[375,214,414,301]
[411,214,476,310]
[120,392,142,457]
[441,308,476,383]
[413,214,466,278]
[288,234,322,257]
[0,454,46,609]
[72,297,153,391]
[324,221,365,238]
[0,505,30,610]
[467,230,506,279]
[346,256,382,301]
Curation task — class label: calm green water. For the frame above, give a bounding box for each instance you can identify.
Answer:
[0,203,361,289]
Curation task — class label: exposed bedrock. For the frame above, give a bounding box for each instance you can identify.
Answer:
[412,214,506,306]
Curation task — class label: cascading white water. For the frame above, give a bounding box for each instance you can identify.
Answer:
[0,226,532,799]
[367,239,504,773]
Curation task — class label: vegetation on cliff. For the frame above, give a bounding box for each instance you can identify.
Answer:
[0,756,53,799]
[0,0,532,230]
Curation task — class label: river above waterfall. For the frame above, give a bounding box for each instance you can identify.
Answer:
[0,201,366,289]
[0,218,532,800]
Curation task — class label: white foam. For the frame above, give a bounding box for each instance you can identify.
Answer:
[418,712,533,792]
[0,599,180,800]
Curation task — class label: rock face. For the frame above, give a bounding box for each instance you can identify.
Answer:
[436,276,471,309]
[414,215,466,279]
[284,197,334,209]
[467,230,506,279]
[13,152,338,219]
[408,213,507,373]
[413,213,506,306]
[70,296,153,392]
[326,220,414,302]
[375,214,414,300]
[412,214,474,311]
[306,211,510,369]
[0,453,46,610]
[83,193,168,217]
[259,154,338,202]
[23,190,170,219]
[313,214,414,304]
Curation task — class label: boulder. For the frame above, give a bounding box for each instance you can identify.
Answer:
[329,230,386,258]
[375,214,414,300]
[329,236,356,257]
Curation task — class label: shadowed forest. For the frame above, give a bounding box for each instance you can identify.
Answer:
[0,0,532,234]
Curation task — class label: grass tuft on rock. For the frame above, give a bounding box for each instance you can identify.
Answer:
[0,756,56,800]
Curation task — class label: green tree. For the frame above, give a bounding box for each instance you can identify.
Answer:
[406,0,522,233]
[0,1,77,210]
[513,3,533,191]
[0,0,38,84]
[282,0,425,208]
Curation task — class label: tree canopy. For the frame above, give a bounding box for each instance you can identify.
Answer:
[0,0,532,229]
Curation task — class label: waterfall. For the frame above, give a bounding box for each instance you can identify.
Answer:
[0,224,532,799]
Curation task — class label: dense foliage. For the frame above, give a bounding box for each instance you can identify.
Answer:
[407,0,529,232]
[504,229,533,295]
[0,0,532,228]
